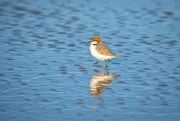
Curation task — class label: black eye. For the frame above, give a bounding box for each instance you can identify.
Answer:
[91,39,96,41]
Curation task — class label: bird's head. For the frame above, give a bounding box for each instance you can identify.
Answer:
[90,36,102,45]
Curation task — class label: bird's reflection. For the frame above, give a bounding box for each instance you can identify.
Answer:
[90,68,116,98]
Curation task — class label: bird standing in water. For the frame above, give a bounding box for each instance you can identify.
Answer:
[89,36,119,68]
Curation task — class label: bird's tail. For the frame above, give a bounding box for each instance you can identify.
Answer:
[114,55,120,58]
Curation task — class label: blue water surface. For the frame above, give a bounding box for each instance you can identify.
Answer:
[0,0,180,121]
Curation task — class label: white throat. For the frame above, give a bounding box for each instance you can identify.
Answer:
[90,41,98,45]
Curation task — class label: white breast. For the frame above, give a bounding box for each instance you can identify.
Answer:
[90,44,114,61]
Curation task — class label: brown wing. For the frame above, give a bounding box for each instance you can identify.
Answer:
[96,43,118,57]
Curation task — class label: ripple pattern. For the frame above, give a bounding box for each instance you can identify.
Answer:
[0,0,180,121]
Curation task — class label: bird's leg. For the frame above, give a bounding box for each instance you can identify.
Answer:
[105,60,109,75]
[106,60,108,68]
[94,61,99,65]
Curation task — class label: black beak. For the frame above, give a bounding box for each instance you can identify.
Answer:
[89,40,92,43]
[89,38,94,43]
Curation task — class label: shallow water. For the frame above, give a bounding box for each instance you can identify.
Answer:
[0,0,180,121]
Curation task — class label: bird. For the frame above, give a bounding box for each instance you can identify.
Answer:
[89,36,119,68]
